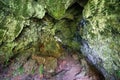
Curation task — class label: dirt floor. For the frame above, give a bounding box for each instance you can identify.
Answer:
[0,51,104,80]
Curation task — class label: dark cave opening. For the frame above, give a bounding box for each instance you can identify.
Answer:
[67,2,84,14]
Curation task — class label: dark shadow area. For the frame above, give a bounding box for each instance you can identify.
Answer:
[86,60,105,80]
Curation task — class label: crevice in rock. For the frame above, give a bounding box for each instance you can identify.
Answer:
[67,2,84,13]
[34,0,38,2]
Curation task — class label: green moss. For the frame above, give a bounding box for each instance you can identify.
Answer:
[116,70,120,79]
[13,67,24,76]
[82,0,120,79]
[0,0,83,69]
[2,17,24,42]
[32,1,46,19]
[0,29,5,43]
[39,64,44,74]
[54,19,81,50]
[0,42,16,63]
[45,0,75,19]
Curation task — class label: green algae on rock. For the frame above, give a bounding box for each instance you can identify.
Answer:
[0,0,46,42]
[1,0,119,79]
[45,0,76,19]
[54,20,80,50]
[0,42,16,63]
[81,0,120,79]
[0,0,46,63]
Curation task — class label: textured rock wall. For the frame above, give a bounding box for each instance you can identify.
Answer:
[0,0,120,80]
[81,0,120,80]
[0,0,82,63]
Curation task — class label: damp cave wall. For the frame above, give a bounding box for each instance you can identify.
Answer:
[0,0,120,80]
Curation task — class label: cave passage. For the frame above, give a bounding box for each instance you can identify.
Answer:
[1,0,116,80]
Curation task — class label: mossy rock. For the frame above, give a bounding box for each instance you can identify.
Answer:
[0,0,83,66]
[81,0,120,79]
[45,0,76,19]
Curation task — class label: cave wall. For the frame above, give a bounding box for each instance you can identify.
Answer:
[0,0,120,80]
[81,0,120,80]
[0,0,82,63]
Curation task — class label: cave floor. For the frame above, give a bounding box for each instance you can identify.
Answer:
[0,51,103,80]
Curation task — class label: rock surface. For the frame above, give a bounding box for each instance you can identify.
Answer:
[0,51,103,80]
[0,0,119,80]
[81,0,120,80]
[0,0,82,64]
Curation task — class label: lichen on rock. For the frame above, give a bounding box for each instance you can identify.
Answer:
[0,0,119,79]
[81,0,120,79]
[45,0,76,19]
